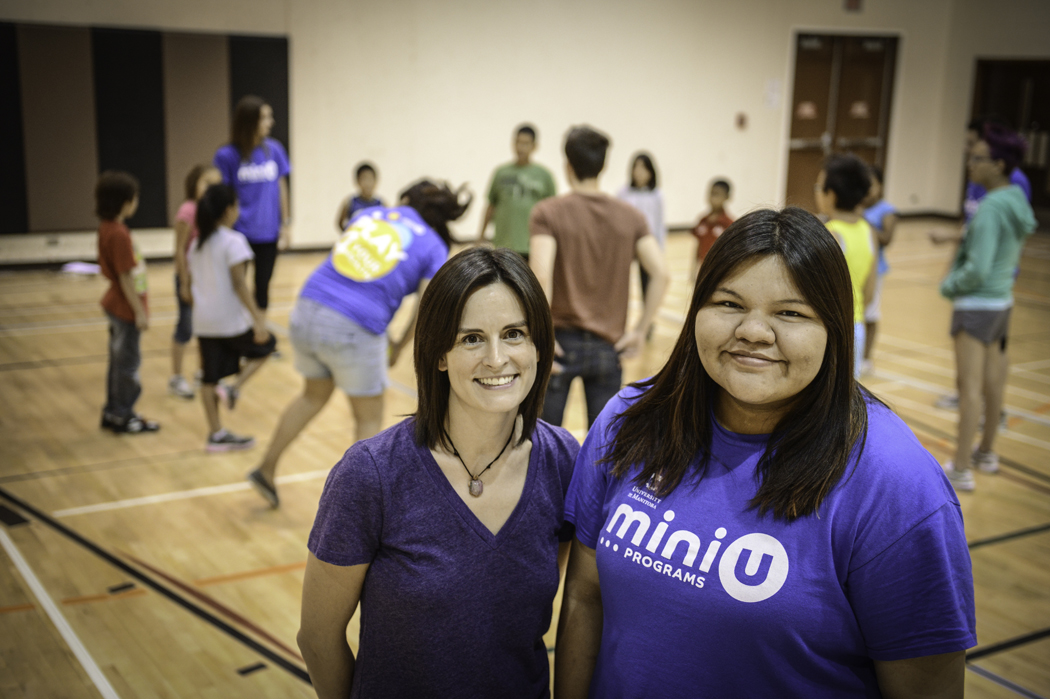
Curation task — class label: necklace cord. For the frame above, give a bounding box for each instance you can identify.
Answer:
[443,426,515,483]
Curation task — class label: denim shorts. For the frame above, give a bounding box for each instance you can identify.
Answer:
[290,297,387,397]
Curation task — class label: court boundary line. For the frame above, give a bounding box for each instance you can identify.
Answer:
[0,486,311,684]
[967,664,1048,699]
[968,522,1050,550]
[0,528,122,699]
[967,627,1050,662]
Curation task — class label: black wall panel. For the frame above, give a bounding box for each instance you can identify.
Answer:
[92,27,168,228]
[0,23,29,235]
[229,36,290,155]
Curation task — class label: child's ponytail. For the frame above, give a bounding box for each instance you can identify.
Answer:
[195,184,237,247]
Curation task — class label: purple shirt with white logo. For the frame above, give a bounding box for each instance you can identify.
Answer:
[213,138,291,243]
[308,418,579,699]
[567,387,975,698]
[299,206,447,335]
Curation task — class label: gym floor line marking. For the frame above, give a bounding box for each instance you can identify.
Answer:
[122,551,304,663]
[195,561,307,587]
[0,487,311,684]
[968,522,1050,549]
[51,468,332,517]
[0,528,122,699]
[967,664,1048,699]
[0,449,213,485]
[967,627,1050,662]
[904,417,1050,486]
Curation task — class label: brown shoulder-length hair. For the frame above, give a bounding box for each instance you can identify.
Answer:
[605,207,877,521]
[414,248,554,450]
[183,163,212,201]
[231,95,268,160]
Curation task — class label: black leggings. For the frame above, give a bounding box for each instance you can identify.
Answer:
[249,241,278,310]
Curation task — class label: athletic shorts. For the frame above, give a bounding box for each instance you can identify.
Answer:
[950,308,1011,347]
[289,297,387,397]
[198,329,276,384]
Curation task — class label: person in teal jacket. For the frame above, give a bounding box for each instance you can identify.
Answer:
[940,124,1036,492]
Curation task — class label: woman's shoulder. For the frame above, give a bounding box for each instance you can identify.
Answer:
[843,399,956,503]
[532,420,581,457]
[330,419,418,477]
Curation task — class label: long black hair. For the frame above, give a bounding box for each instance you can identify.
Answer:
[629,152,658,190]
[195,184,237,247]
[399,179,472,247]
[604,207,877,521]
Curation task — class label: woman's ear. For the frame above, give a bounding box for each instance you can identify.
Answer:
[438,356,447,372]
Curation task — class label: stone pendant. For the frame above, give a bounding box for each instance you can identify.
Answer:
[468,478,484,497]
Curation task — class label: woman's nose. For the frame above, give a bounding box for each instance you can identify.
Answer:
[484,340,507,367]
[735,314,775,344]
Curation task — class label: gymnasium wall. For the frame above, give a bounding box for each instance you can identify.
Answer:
[1,0,1048,262]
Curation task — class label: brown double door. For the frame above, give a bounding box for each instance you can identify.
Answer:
[784,34,898,212]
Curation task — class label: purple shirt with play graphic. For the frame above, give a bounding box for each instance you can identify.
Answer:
[308,418,579,699]
[566,387,976,698]
[213,138,291,243]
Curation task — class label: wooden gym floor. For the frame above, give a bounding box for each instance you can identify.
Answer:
[0,219,1047,698]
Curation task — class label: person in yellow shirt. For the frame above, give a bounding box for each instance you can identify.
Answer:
[815,154,878,380]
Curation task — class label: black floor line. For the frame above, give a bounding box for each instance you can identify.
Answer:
[0,449,204,485]
[968,522,1050,549]
[0,486,311,684]
[904,416,1050,486]
[967,627,1050,661]
[967,664,1048,699]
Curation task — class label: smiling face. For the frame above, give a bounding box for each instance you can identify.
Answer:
[695,255,828,433]
[439,282,538,422]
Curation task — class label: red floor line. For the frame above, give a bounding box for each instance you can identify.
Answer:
[120,550,304,663]
[0,603,34,614]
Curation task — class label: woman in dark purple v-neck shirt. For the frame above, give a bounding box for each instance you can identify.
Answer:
[300,248,579,699]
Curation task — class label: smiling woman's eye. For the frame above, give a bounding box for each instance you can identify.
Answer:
[505,328,527,340]
[461,333,482,345]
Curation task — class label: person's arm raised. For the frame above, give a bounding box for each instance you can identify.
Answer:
[297,553,369,699]
[554,538,602,699]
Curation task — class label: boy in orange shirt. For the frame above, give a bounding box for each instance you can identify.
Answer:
[691,179,733,277]
[97,171,160,433]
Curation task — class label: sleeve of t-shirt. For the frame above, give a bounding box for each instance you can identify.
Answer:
[110,227,137,276]
[271,139,291,177]
[213,147,236,185]
[564,410,615,549]
[846,502,977,660]
[486,171,499,206]
[307,444,385,566]
[529,201,554,241]
[174,201,195,226]
[421,233,448,280]
[224,231,255,268]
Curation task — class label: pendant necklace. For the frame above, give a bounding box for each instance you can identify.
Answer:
[443,426,514,497]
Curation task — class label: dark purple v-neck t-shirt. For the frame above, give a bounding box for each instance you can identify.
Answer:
[308,418,579,698]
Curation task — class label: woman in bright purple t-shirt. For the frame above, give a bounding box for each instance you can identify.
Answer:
[299,248,579,699]
[213,95,291,318]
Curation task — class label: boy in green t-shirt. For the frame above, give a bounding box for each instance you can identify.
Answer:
[477,124,556,260]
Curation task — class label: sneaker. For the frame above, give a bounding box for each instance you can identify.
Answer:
[942,461,975,492]
[972,449,999,474]
[206,429,255,453]
[934,394,959,410]
[104,414,160,434]
[215,383,239,411]
[247,469,279,508]
[168,375,195,399]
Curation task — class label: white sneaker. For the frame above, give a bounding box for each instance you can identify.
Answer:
[934,394,959,409]
[942,461,975,492]
[972,449,999,474]
[168,374,195,399]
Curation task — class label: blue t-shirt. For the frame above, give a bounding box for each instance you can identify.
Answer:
[863,199,897,275]
[347,195,384,222]
[964,167,1031,222]
[300,206,447,335]
[213,138,291,243]
[566,388,976,699]
[308,418,580,699]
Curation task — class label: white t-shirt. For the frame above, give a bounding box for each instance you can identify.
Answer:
[188,226,254,337]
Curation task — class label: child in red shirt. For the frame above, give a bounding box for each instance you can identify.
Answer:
[691,179,734,277]
[97,171,159,433]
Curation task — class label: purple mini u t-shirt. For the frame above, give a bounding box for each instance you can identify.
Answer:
[309,418,579,699]
[213,138,291,243]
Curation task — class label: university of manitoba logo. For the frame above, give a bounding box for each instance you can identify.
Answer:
[598,504,789,603]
